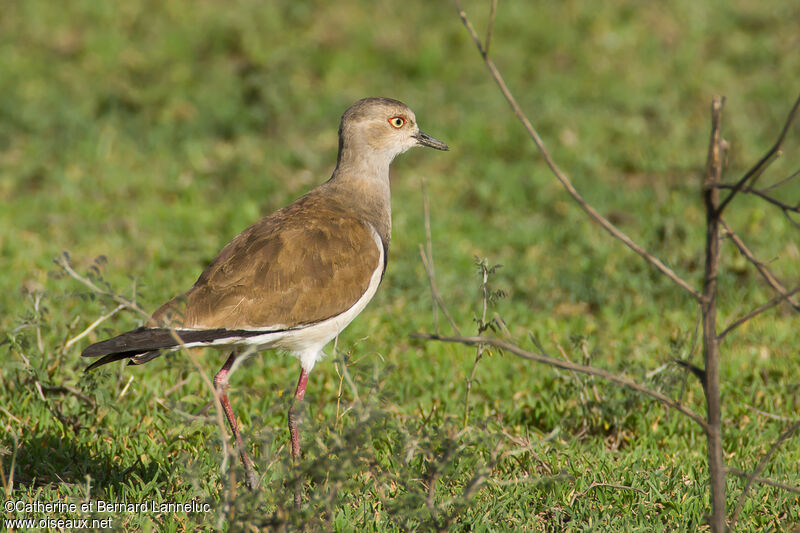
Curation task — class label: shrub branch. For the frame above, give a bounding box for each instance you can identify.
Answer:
[454,0,702,302]
[411,333,709,431]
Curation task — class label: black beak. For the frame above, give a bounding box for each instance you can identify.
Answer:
[415,131,449,151]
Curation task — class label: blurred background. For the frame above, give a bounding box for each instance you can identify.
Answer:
[1,0,798,529]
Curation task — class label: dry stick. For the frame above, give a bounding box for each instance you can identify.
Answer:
[162,377,191,398]
[40,385,96,407]
[742,404,798,424]
[56,253,148,317]
[716,93,800,215]
[730,420,800,528]
[500,428,553,475]
[58,255,240,487]
[701,96,726,533]
[726,468,800,495]
[64,304,125,350]
[463,265,490,427]
[717,183,800,218]
[718,286,800,340]
[336,347,362,406]
[421,179,438,333]
[419,246,462,336]
[434,439,504,532]
[455,4,792,528]
[419,179,461,336]
[0,434,19,497]
[720,218,800,311]
[453,0,701,302]
[761,166,800,192]
[410,333,708,431]
[568,482,646,506]
[484,0,498,56]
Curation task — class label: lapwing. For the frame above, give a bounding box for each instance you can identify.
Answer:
[81,97,448,494]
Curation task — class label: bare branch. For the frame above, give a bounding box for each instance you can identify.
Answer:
[716,183,800,223]
[485,0,498,56]
[454,0,702,302]
[64,304,125,350]
[39,385,96,407]
[701,95,726,533]
[718,286,800,340]
[421,179,438,333]
[419,246,462,336]
[743,404,798,423]
[720,219,800,311]
[761,166,800,192]
[419,179,462,337]
[411,333,709,431]
[500,428,552,475]
[730,420,800,527]
[726,468,800,495]
[433,439,504,531]
[717,93,800,214]
[568,482,646,506]
[58,252,241,484]
[56,253,149,320]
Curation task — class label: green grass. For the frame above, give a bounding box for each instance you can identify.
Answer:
[2,0,799,530]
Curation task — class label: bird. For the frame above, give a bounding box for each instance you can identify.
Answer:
[81,97,448,497]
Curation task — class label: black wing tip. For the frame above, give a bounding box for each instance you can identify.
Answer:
[80,326,282,371]
[84,352,136,372]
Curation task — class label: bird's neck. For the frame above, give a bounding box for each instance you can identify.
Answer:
[327,147,393,247]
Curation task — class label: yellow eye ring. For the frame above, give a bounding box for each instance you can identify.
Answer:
[389,116,406,129]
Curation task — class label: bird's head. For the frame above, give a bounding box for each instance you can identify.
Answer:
[338,97,449,164]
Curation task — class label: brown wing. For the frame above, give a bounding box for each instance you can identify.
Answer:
[151,194,382,330]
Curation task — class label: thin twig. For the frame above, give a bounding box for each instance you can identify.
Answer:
[33,293,44,354]
[117,374,135,400]
[500,428,552,474]
[64,304,125,350]
[162,377,191,398]
[726,467,800,495]
[418,180,461,336]
[730,420,800,527]
[568,482,646,506]
[40,385,96,407]
[0,407,22,424]
[421,179,438,334]
[720,218,800,311]
[742,404,798,423]
[433,439,504,531]
[411,333,708,431]
[485,0,498,56]
[716,93,800,214]
[1,434,19,497]
[701,95,726,533]
[464,262,492,427]
[56,253,149,319]
[454,0,702,302]
[15,350,47,402]
[760,166,800,192]
[716,183,800,222]
[718,286,800,340]
[419,246,462,336]
[59,253,239,484]
[335,346,362,406]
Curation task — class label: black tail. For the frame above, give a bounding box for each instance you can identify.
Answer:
[82,326,272,372]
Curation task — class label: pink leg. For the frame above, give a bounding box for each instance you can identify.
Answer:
[288,367,309,508]
[214,352,258,490]
[289,368,309,461]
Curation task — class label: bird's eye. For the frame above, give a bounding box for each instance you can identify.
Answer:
[389,116,406,129]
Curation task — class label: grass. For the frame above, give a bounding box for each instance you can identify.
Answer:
[2,0,799,530]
